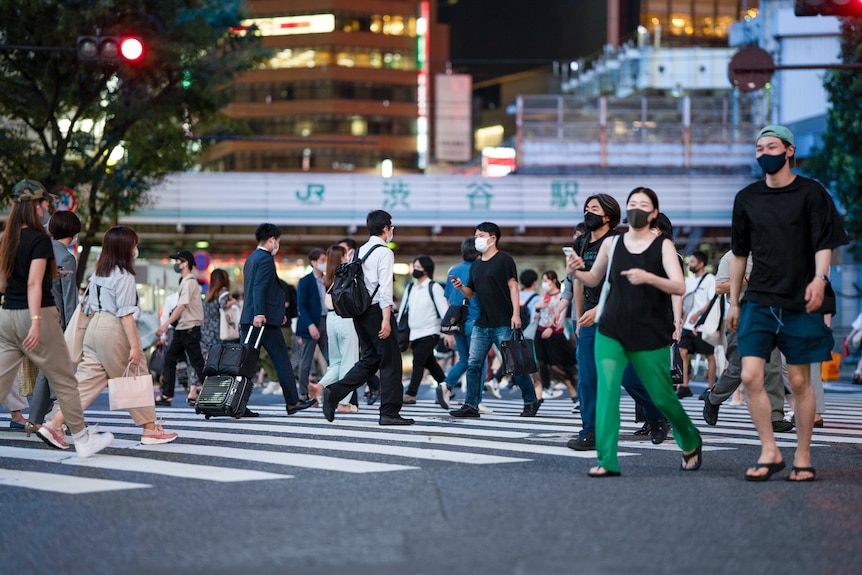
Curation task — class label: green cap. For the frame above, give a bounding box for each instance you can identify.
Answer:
[756,125,794,146]
[11,179,57,203]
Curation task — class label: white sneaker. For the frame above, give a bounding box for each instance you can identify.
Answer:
[261,381,281,395]
[478,402,493,414]
[542,388,564,400]
[485,380,502,399]
[74,426,114,459]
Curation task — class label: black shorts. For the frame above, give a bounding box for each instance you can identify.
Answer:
[679,329,715,356]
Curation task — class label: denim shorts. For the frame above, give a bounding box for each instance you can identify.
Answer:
[737,302,833,364]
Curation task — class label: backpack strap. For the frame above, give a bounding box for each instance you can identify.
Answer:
[429,282,442,319]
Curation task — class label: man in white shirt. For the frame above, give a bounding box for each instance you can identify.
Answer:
[677,250,717,399]
[322,210,414,426]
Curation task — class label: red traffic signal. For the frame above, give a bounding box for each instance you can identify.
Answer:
[795,0,862,16]
[77,36,145,63]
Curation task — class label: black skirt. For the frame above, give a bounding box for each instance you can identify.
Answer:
[534,332,576,366]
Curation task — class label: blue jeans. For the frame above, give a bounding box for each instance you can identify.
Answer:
[576,323,598,437]
[445,319,487,387]
[465,325,537,409]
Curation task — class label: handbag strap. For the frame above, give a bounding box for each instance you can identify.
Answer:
[602,236,621,289]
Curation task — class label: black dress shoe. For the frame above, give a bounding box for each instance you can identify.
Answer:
[379,414,415,426]
[322,388,336,421]
[287,398,318,415]
[648,419,669,445]
[241,408,259,418]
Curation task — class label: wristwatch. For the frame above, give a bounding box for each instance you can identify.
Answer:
[815,274,830,283]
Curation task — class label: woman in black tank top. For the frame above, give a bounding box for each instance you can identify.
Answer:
[569,187,702,477]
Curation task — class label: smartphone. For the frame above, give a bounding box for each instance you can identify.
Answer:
[562,247,575,257]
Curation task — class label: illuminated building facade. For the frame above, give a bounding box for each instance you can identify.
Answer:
[202,0,449,174]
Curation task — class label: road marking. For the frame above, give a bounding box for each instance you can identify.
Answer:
[0,467,149,494]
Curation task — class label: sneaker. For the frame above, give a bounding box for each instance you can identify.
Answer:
[261,381,281,395]
[567,432,595,451]
[484,380,502,399]
[676,386,693,399]
[520,401,540,417]
[37,423,70,450]
[402,394,417,405]
[698,389,709,401]
[702,391,720,426]
[449,404,480,418]
[633,422,650,436]
[141,420,178,445]
[571,401,580,414]
[649,419,669,445]
[772,420,795,433]
[478,402,493,414]
[542,388,564,400]
[435,384,451,410]
[74,426,114,459]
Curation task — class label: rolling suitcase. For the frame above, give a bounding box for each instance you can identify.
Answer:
[195,327,263,419]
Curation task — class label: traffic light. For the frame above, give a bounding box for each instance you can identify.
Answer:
[77,36,145,63]
[795,0,862,16]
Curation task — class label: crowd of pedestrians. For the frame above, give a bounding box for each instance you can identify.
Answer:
[0,124,850,481]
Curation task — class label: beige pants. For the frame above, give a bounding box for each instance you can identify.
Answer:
[0,307,86,434]
[75,312,155,426]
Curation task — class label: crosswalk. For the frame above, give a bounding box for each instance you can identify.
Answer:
[1,390,861,495]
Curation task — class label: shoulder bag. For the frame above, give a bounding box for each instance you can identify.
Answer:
[64,283,98,364]
[500,328,539,376]
[594,236,621,325]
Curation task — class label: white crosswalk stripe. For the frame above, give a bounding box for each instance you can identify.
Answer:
[1,388,860,495]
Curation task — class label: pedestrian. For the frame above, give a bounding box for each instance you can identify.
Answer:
[321,210,414,425]
[677,250,717,399]
[556,193,621,446]
[24,210,82,436]
[727,125,847,482]
[0,180,113,456]
[436,238,483,409]
[259,278,297,397]
[398,255,449,404]
[154,249,206,406]
[448,222,541,419]
[45,225,177,446]
[296,248,329,402]
[318,244,360,413]
[568,187,702,476]
[241,223,317,415]
[201,268,240,358]
[534,270,578,402]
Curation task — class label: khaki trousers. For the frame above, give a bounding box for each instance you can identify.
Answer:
[76,312,155,426]
[0,307,86,434]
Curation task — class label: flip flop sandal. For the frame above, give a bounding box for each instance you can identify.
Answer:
[744,461,786,482]
[786,466,816,482]
[588,466,621,478]
[680,438,703,471]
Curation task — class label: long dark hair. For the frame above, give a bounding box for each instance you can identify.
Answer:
[324,245,346,289]
[207,268,230,303]
[95,226,138,277]
[0,200,48,280]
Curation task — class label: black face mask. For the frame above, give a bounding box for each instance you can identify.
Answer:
[173,263,183,273]
[412,269,425,279]
[689,264,699,273]
[757,152,787,175]
[626,208,651,229]
[583,212,605,231]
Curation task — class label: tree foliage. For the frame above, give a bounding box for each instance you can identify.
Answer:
[806,17,862,258]
[0,0,264,281]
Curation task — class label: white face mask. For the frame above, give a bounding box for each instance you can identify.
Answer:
[316,262,327,273]
[542,281,551,291]
[133,247,139,260]
[474,236,491,253]
[270,239,279,257]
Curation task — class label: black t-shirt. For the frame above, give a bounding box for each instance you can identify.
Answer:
[468,250,518,328]
[732,175,848,310]
[3,228,56,310]
[574,229,618,311]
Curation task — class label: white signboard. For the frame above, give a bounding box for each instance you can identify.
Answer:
[435,74,472,162]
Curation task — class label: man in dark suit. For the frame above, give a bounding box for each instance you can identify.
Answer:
[241,223,316,415]
[296,248,329,401]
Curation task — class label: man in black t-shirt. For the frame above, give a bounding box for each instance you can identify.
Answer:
[728,125,848,483]
[449,222,540,418]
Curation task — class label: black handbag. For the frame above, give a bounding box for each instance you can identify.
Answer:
[440,303,468,334]
[203,326,265,378]
[396,283,413,352]
[500,328,538,376]
[670,342,684,387]
[816,281,836,316]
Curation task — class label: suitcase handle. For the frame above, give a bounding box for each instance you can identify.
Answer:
[243,325,265,349]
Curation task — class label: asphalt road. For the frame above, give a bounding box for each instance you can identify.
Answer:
[2,380,861,575]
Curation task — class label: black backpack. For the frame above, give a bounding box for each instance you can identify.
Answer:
[330,244,384,318]
[280,280,298,320]
[519,292,539,327]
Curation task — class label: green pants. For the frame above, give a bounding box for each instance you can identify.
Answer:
[595,332,701,473]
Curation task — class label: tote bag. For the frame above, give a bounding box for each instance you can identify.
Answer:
[17,356,39,397]
[594,236,620,325]
[500,328,539,376]
[108,363,156,411]
[219,304,241,341]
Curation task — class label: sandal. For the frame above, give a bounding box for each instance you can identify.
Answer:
[588,466,621,478]
[786,466,816,482]
[744,460,786,482]
[154,396,173,406]
[680,438,703,471]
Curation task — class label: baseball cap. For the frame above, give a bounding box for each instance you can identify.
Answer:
[169,250,195,268]
[11,179,58,203]
[756,125,794,146]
